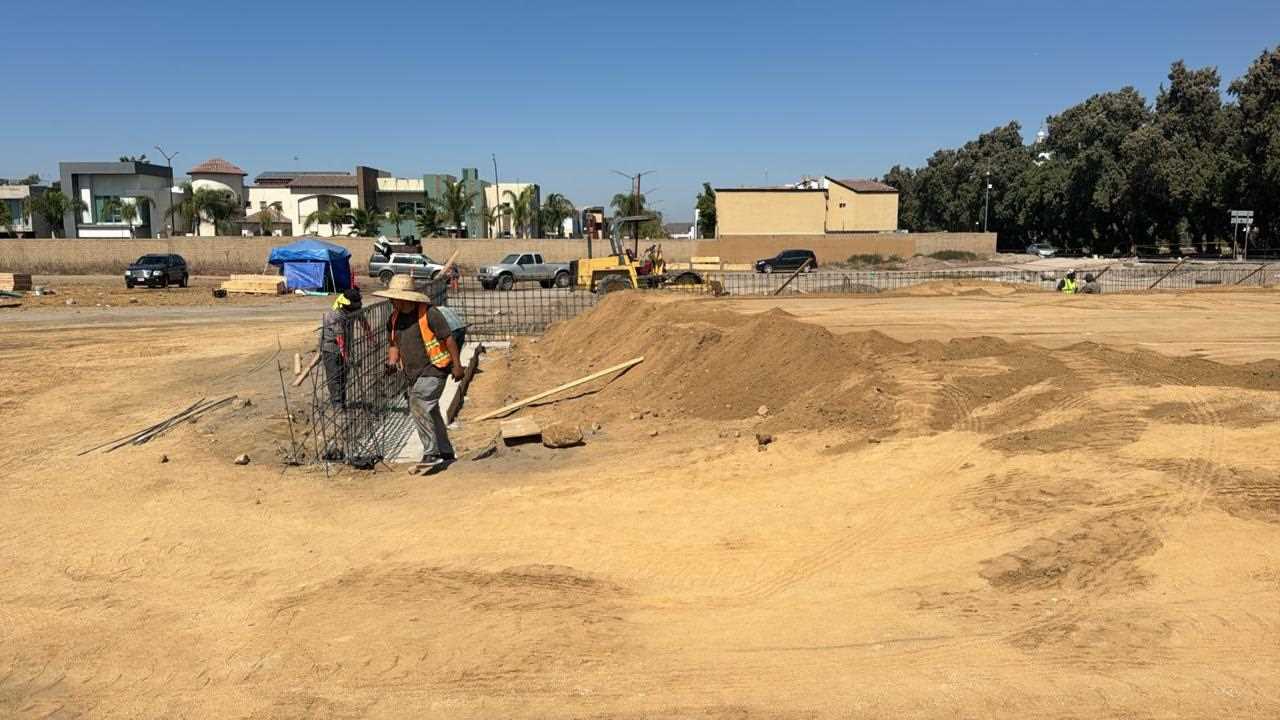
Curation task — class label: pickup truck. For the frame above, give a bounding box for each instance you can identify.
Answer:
[369,252,446,285]
[477,252,572,290]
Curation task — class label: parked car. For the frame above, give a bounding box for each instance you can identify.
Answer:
[477,252,572,290]
[1025,243,1059,258]
[368,252,446,285]
[754,249,817,274]
[125,254,188,288]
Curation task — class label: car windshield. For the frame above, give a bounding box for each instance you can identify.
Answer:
[138,255,168,264]
[499,254,520,264]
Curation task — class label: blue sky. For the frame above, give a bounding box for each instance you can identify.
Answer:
[5,0,1279,221]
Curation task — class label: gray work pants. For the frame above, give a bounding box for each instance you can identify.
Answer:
[408,373,454,459]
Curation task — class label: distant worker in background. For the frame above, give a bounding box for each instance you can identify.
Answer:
[1057,269,1080,294]
[375,275,465,474]
[318,288,365,408]
[1081,273,1103,294]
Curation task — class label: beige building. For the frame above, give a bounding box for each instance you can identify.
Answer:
[188,158,248,236]
[483,182,540,237]
[714,176,899,237]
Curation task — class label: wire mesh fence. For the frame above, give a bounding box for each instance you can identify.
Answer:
[307,300,412,467]
[306,261,1276,466]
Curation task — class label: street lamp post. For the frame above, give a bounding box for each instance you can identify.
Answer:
[491,154,500,239]
[154,145,179,238]
[982,171,992,233]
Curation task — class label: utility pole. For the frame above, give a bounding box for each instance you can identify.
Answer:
[491,154,499,239]
[153,145,179,238]
[611,169,654,243]
[982,171,992,233]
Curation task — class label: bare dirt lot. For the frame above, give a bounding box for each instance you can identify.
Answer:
[2,287,1280,718]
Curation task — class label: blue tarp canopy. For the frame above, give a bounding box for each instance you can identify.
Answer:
[267,237,353,291]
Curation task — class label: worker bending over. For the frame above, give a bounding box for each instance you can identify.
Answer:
[1080,273,1102,294]
[318,288,365,408]
[1057,269,1080,293]
[375,275,465,473]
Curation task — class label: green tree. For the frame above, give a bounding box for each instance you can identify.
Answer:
[119,154,148,163]
[349,207,386,237]
[486,204,511,236]
[415,206,441,238]
[610,191,650,240]
[27,189,87,238]
[1229,45,1280,243]
[0,201,11,231]
[303,202,353,236]
[195,188,238,236]
[539,192,575,237]
[506,186,538,238]
[695,183,717,238]
[434,178,478,237]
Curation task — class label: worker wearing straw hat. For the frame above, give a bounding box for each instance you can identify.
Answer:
[375,275,464,473]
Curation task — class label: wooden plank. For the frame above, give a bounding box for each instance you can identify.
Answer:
[229,274,284,282]
[0,273,33,291]
[446,343,486,423]
[690,256,722,264]
[500,417,542,441]
[773,258,813,295]
[473,356,645,422]
[1147,259,1187,290]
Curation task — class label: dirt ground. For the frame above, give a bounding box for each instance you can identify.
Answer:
[2,287,1280,718]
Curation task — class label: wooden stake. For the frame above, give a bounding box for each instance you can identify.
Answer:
[293,352,302,375]
[446,343,486,423]
[292,353,322,387]
[1234,263,1270,286]
[1148,259,1187,290]
[773,258,813,295]
[472,357,644,421]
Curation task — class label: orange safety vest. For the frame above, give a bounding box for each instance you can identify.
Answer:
[390,305,451,369]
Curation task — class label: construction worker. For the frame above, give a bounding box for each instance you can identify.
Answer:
[374,275,465,473]
[1057,269,1080,294]
[1081,272,1103,294]
[318,288,364,408]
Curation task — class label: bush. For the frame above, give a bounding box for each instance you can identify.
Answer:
[847,253,886,265]
[928,250,980,262]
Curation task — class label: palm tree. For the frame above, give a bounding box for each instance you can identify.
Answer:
[304,202,353,236]
[349,207,386,237]
[27,189,87,238]
[486,203,511,237]
[415,206,440,238]
[385,207,403,240]
[503,186,538,238]
[434,178,478,237]
[611,191,649,240]
[194,187,237,236]
[540,193,575,237]
[167,182,200,235]
[99,197,141,238]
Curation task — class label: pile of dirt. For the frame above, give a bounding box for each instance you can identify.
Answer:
[884,279,1044,297]
[493,293,1280,443]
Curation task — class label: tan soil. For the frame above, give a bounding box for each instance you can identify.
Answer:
[2,288,1280,718]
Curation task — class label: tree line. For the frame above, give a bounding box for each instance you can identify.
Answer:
[882,46,1280,255]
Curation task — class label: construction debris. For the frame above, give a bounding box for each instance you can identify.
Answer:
[541,422,584,449]
[473,356,645,421]
[0,301,20,309]
[0,273,33,292]
[755,433,774,448]
[234,454,251,465]
[757,405,769,416]
[446,344,487,423]
[500,417,542,443]
[469,439,500,461]
[220,274,286,295]
[78,396,238,455]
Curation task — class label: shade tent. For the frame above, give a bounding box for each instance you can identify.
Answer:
[267,237,353,291]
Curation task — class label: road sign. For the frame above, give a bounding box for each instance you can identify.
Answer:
[1231,217,1254,225]
[1230,209,1254,218]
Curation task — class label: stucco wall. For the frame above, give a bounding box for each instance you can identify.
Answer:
[0,236,698,275]
[715,190,827,235]
[824,183,898,232]
[697,233,996,264]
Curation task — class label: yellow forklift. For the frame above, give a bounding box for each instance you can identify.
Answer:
[570,215,718,294]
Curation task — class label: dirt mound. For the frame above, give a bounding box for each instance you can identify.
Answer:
[884,279,1042,298]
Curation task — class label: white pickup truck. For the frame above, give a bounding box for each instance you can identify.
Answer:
[476,252,572,290]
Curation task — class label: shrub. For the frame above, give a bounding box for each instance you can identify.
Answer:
[928,250,980,262]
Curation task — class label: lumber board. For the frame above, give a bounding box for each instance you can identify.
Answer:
[0,273,33,291]
[473,356,644,421]
[446,344,486,423]
[221,279,285,295]
[229,274,284,282]
[500,417,542,441]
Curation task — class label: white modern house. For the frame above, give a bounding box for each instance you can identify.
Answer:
[483,181,540,237]
[0,183,50,237]
[58,161,176,238]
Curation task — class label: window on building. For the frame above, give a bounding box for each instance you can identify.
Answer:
[397,201,424,215]
[94,196,123,223]
[3,199,24,225]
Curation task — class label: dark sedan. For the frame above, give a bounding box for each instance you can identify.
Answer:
[125,254,189,288]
